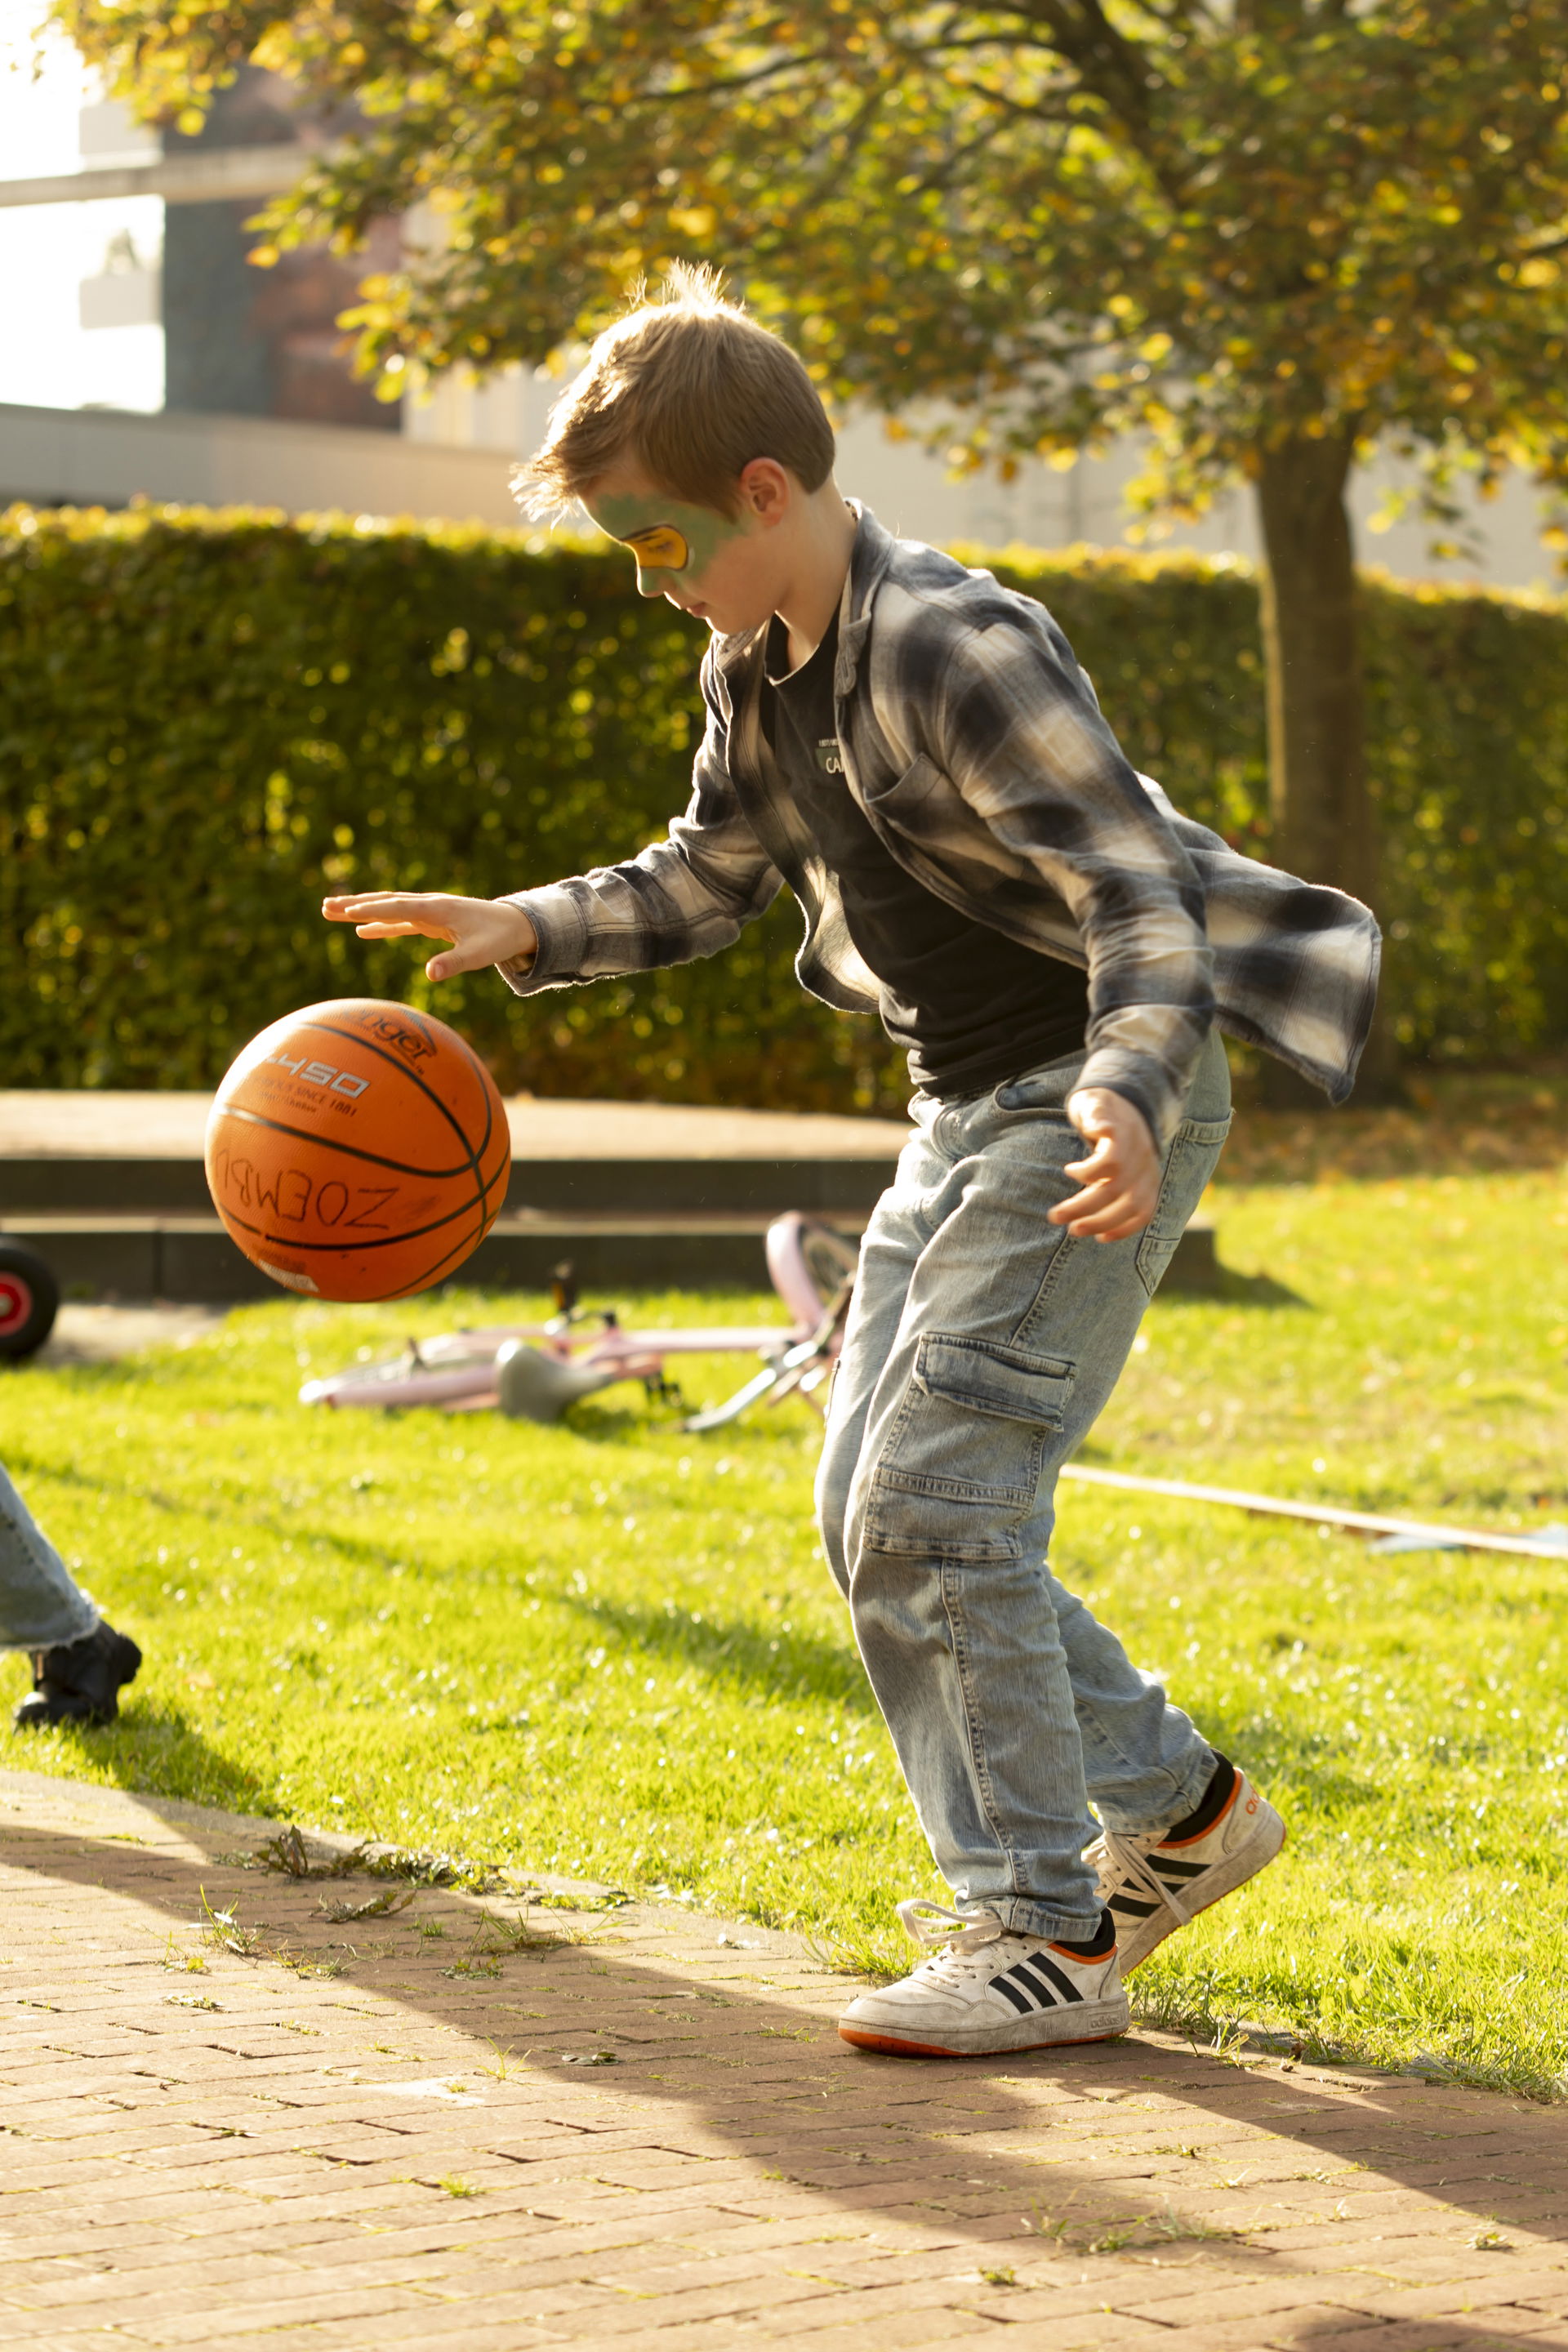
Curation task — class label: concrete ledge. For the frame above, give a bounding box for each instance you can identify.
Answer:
[0,1153,897,1218]
[1,1211,1222,1303]
[0,1091,910,1218]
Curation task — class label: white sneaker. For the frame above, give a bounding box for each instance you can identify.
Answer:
[838,1900,1129,2058]
[1089,1762,1285,1973]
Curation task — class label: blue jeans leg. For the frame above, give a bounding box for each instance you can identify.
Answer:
[817,1029,1232,1944]
[0,1462,99,1651]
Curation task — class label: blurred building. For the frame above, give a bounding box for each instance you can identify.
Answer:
[158,69,399,432]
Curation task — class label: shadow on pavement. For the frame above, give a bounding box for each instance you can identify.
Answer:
[5,1802,1566,2304]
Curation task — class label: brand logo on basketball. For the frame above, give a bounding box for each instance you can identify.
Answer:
[359,1010,436,1064]
[265,1052,369,1100]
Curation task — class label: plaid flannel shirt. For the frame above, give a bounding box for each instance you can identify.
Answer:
[501,505,1380,1148]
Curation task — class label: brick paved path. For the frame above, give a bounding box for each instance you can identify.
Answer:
[4,1766,1567,2351]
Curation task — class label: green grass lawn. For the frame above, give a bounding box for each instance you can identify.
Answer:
[4,1156,1568,2094]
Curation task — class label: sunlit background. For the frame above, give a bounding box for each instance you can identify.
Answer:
[0,1,164,412]
[0,0,1558,580]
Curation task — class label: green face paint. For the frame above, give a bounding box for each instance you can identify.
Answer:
[582,488,754,595]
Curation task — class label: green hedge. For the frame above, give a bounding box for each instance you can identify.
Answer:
[2,502,1565,1111]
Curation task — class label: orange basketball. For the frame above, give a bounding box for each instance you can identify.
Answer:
[204,999,510,1303]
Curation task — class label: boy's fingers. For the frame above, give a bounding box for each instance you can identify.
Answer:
[351,918,456,942]
[1051,1174,1156,1238]
[323,893,448,923]
[1049,1178,1117,1227]
[425,946,491,980]
[323,894,405,920]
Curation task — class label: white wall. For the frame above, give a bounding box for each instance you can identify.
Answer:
[0,7,164,413]
[831,413,1560,593]
[0,399,523,526]
[399,363,1562,592]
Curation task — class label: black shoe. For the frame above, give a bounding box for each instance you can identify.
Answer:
[13,1622,143,1730]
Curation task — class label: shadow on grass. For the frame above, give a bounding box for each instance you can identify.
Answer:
[0,1436,472,1588]
[559,1589,880,1717]
[1158,1268,1312,1310]
[11,1703,277,1823]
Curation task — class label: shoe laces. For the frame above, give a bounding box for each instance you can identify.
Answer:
[893,1900,1011,1982]
[1090,1826,1195,1927]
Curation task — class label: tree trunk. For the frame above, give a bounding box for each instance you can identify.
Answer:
[1254,428,1392,1098]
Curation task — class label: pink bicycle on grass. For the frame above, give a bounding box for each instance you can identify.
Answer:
[298,1213,859,1434]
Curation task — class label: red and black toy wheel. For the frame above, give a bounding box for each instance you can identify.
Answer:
[0,1241,60,1361]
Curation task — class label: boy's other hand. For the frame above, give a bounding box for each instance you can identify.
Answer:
[1053,1089,1161,1241]
[321,892,537,983]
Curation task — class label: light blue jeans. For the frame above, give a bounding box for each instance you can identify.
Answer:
[0,1463,98,1650]
[817,1027,1232,1943]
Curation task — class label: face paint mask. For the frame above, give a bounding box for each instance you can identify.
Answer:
[582,489,754,590]
[621,523,690,571]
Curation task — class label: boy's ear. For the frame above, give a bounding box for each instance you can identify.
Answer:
[737,457,792,526]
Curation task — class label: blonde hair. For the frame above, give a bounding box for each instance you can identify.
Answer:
[515,265,835,518]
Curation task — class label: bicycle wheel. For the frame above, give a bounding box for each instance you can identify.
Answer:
[765,1214,859,1328]
[0,1241,60,1361]
[800,1219,858,1305]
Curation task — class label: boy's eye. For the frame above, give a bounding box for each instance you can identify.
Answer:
[622,524,690,570]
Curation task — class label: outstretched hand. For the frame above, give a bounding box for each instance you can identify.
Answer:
[1050,1089,1162,1241]
[321,892,537,984]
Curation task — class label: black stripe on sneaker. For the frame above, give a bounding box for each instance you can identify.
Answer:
[1005,1962,1062,2007]
[990,1972,1036,2015]
[1154,1857,1208,1882]
[1029,1952,1087,2004]
[1110,1893,1160,1918]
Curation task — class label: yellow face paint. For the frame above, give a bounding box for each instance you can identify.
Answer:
[621,523,691,572]
[583,489,752,585]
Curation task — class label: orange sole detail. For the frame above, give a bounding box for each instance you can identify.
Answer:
[838,2025,1126,2059]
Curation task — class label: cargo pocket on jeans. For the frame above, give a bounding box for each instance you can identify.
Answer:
[1134,1115,1233,1298]
[863,1334,1075,1560]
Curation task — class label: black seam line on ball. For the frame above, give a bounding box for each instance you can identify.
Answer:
[251,1197,498,1297]
[380,1174,513,1291]
[299,1014,497,1187]
[212,1102,497,1186]
[383,1218,501,1294]
[223,1182,497,1255]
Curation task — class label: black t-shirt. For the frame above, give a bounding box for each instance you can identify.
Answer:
[760,612,1089,1096]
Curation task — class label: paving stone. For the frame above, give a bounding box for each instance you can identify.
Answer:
[7,1763,1568,2347]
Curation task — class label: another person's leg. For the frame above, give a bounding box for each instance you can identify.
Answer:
[1,1463,141,1728]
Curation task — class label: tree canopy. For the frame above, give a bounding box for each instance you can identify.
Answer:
[58,1,1568,522]
[56,2,1568,1077]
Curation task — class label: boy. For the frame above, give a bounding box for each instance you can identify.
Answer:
[325,270,1379,2059]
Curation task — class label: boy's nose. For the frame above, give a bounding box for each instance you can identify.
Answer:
[633,566,665,599]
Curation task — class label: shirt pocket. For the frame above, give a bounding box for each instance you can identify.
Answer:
[864,1334,1075,1561]
[858,751,949,820]
[1134,1115,1233,1298]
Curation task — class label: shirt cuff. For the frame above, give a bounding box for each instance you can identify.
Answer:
[495,886,589,997]
[1075,1047,1178,1154]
